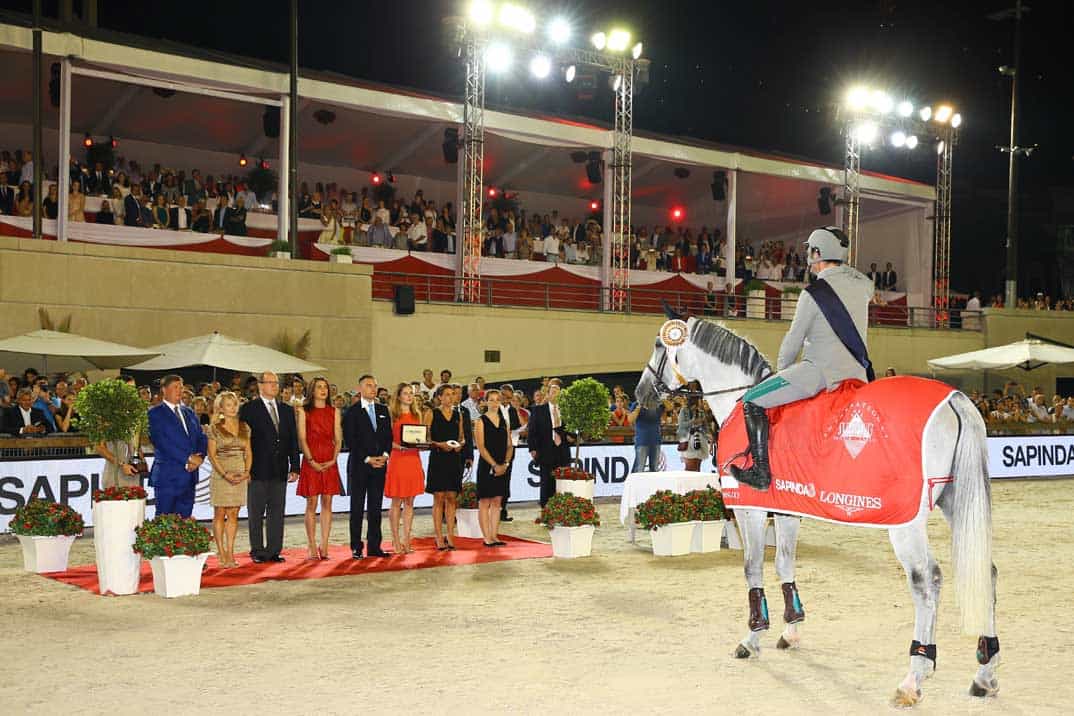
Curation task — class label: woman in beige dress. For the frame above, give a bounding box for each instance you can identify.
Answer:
[68,180,86,222]
[95,430,146,488]
[206,391,252,568]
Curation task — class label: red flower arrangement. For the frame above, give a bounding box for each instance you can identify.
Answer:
[634,490,687,530]
[8,499,84,537]
[133,514,212,559]
[682,487,727,521]
[535,492,600,528]
[93,485,148,502]
[552,466,595,481]
[458,481,478,509]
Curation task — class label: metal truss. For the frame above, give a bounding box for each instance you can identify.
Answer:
[608,58,633,311]
[459,36,486,303]
[933,127,955,326]
[842,126,862,267]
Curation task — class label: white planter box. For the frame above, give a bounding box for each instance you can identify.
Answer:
[18,534,77,573]
[650,521,693,557]
[746,289,766,319]
[549,525,595,558]
[272,251,291,259]
[556,479,595,501]
[149,553,211,598]
[691,519,727,553]
[329,253,353,264]
[455,508,483,538]
[93,499,146,596]
[780,296,798,321]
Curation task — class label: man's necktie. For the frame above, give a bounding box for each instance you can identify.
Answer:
[174,406,189,436]
[268,400,279,431]
[552,404,561,446]
[366,402,376,426]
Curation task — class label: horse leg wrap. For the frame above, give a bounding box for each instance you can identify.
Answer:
[909,640,937,669]
[781,581,805,624]
[748,587,770,632]
[976,636,1000,665]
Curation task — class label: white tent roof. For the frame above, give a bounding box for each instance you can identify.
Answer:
[0,329,161,371]
[927,339,1074,372]
[126,332,324,374]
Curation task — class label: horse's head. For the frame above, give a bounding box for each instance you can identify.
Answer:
[636,310,694,409]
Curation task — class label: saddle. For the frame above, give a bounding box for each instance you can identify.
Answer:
[718,377,956,527]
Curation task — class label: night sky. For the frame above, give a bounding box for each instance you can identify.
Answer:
[5,0,1073,297]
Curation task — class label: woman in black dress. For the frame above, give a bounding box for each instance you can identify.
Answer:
[424,384,464,550]
[475,389,513,547]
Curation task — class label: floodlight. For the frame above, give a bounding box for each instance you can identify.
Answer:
[498,3,535,33]
[632,42,644,60]
[918,106,932,121]
[870,90,893,114]
[897,101,913,117]
[591,32,607,50]
[936,140,945,155]
[485,43,513,73]
[934,105,953,123]
[548,17,571,44]
[846,86,869,110]
[950,113,962,128]
[564,65,576,83]
[468,0,494,26]
[83,133,93,148]
[529,54,551,79]
[905,135,918,149]
[238,153,248,167]
[611,74,623,91]
[607,29,631,52]
[854,121,878,144]
[890,131,906,148]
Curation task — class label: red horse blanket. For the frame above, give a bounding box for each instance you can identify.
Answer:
[717,377,956,527]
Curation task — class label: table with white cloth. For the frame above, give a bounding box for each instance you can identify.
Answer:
[619,470,717,542]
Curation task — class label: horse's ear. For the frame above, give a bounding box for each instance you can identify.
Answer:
[662,300,684,321]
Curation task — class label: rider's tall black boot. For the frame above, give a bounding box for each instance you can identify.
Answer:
[729,402,772,491]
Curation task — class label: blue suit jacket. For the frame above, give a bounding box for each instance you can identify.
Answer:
[148,403,208,495]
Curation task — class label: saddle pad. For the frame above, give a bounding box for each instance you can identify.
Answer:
[718,377,956,527]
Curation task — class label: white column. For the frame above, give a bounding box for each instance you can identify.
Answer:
[600,148,613,308]
[56,58,72,242]
[276,94,289,246]
[723,169,737,290]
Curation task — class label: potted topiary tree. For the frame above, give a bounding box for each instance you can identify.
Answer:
[10,499,84,572]
[75,378,149,594]
[133,514,214,598]
[455,481,482,538]
[268,239,292,259]
[683,486,728,553]
[329,245,353,264]
[556,377,610,500]
[635,490,692,556]
[780,285,802,321]
[744,278,768,319]
[535,492,600,558]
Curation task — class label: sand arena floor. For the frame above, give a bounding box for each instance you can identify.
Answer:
[1,479,1072,714]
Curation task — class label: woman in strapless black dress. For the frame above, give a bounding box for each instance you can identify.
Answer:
[475,389,513,547]
[424,385,465,549]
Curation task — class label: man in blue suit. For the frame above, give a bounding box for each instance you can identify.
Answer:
[148,374,207,517]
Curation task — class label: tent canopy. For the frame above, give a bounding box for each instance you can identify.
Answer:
[125,332,324,374]
[927,338,1074,372]
[0,329,161,372]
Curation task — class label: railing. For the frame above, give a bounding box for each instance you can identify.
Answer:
[0,434,95,460]
[372,272,982,330]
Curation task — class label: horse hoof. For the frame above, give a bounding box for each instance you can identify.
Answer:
[733,644,755,659]
[969,679,998,698]
[776,635,799,650]
[892,687,922,708]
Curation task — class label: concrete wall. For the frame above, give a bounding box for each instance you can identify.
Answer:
[0,237,373,385]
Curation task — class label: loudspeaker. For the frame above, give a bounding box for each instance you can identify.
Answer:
[585,151,603,184]
[710,171,727,201]
[442,128,459,164]
[49,63,60,108]
[263,107,280,138]
[393,285,415,315]
[817,187,832,215]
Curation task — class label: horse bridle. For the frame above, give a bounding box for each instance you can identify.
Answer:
[645,343,762,400]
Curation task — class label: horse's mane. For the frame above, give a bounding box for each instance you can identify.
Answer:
[689,320,773,381]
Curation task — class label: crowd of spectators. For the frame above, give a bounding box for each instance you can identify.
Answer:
[971,381,1074,430]
[986,292,1074,311]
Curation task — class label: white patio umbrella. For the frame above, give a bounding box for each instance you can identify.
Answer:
[927,338,1074,372]
[0,329,162,373]
[125,331,324,375]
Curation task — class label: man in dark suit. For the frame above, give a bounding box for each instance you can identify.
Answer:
[239,370,301,563]
[882,262,898,292]
[3,387,52,435]
[455,384,475,474]
[123,185,144,227]
[0,173,15,215]
[146,375,207,517]
[86,162,110,196]
[866,262,881,290]
[212,196,230,233]
[168,195,192,230]
[526,380,572,506]
[497,384,523,522]
[342,374,393,559]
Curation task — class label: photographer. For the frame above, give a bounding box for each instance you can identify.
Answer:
[676,387,713,472]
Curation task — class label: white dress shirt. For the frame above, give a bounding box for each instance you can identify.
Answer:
[18,406,33,430]
[162,399,189,435]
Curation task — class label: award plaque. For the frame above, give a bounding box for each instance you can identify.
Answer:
[401,424,429,446]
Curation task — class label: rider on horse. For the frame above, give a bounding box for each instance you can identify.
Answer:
[729,226,875,490]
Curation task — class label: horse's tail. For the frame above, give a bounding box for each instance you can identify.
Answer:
[947,391,994,635]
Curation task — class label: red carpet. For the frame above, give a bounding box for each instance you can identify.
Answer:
[43,536,552,595]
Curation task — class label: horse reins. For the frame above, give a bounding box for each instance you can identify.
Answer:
[645,344,767,400]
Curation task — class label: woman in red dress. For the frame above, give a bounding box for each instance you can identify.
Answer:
[297,377,342,560]
[385,383,426,554]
